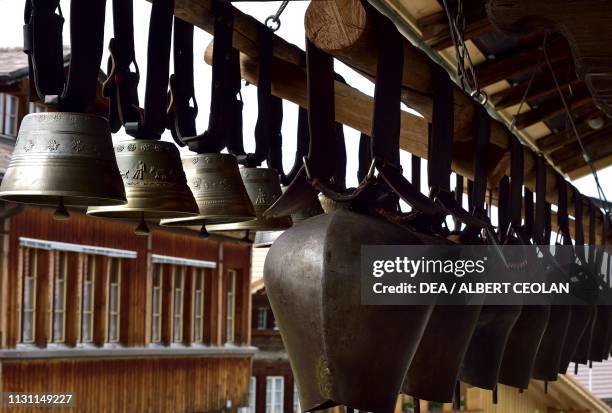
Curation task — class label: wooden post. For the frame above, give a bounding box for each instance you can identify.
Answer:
[64,252,82,346]
[34,249,52,347]
[93,255,109,346]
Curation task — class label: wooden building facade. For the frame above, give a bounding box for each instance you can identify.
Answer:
[0,54,255,412]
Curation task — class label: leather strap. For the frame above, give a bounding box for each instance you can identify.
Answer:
[596,210,604,275]
[524,188,534,241]
[498,175,510,243]
[472,105,490,213]
[25,0,106,112]
[545,202,552,244]
[411,155,421,192]
[534,156,546,245]
[139,0,174,139]
[509,135,523,228]
[574,187,586,261]
[453,174,464,229]
[282,107,309,185]
[588,200,596,267]
[168,3,240,152]
[358,133,372,183]
[23,0,65,99]
[103,0,142,133]
[557,174,571,244]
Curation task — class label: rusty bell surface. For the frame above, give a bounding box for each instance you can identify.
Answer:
[264,209,433,413]
[0,112,126,208]
[160,153,256,227]
[87,139,199,221]
[207,167,292,232]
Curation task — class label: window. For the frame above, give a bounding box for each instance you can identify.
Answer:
[107,258,121,343]
[0,93,19,136]
[256,307,268,330]
[265,376,284,413]
[81,255,95,343]
[151,264,163,343]
[22,248,37,343]
[28,101,45,114]
[293,382,300,413]
[172,267,185,343]
[49,252,67,343]
[226,269,237,343]
[193,268,205,343]
[248,377,256,413]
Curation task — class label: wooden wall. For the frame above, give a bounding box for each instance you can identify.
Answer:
[0,356,250,413]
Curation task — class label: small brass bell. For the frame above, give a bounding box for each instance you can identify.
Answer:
[207,168,292,232]
[0,113,127,213]
[87,139,199,224]
[160,153,256,228]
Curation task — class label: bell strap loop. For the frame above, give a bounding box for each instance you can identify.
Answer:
[557,174,571,244]
[509,135,524,229]
[23,0,65,100]
[281,107,309,185]
[472,105,490,213]
[588,200,597,270]
[103,0,142,133]
[524,188,534,241]
[25,0,106,112]
[534,156,546,245]
[595,209,605,276]
[574,187,586,262]
[545,202,552,244]
[498,175,511,244]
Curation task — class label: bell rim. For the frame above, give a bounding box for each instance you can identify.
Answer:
[86,206,200,220]
[207,216,293,232]
[0,191,127,207]
[159,213,257,227]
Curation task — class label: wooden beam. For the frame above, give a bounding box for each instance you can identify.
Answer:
[568,152,612,179]
[474,36,570,88]
[512,84,593,129]
[167,0,611,244]
[489,62,577,110]
[536,119,607,154]
[558,135,612,173]
[549,125,612,164]
[416,8,493,51]
[203,42,430,164]
[487,0,612,117]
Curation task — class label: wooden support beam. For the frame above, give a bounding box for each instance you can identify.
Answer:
[558,134,612,173]
[489,62,577,110]
[487,0,612,117]
[474,36,570,88]
[166,0,611,244]
[416,8,492,51]
[536,119,607,154]
[549,125,612,164]
[512,84,593,129]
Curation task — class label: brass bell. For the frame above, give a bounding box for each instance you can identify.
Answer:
[0,113,127,214]
[207,168,292,232]
[159,153,256,229]
[87,139,199,228]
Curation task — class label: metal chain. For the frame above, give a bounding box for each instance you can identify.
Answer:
[265,1,289,32]
[442,0,486,104]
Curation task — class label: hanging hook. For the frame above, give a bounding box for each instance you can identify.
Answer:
[265,0,289,32]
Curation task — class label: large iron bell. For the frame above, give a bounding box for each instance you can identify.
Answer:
[558,305,594,373]
[87,139,199,222]
[159,153,255,228]
[0,113,127,209]
[207,168,292,232]
[532,306,571,381]
[264,210,433,413]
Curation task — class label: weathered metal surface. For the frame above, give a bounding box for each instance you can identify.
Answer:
[264,210,433,412]
[0,112,126,207]
[207,167,292,231]
[87,139,198,220]
[160,153,255,227]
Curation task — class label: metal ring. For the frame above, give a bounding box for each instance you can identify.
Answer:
[265,16,281,32]
[471,90,488,105]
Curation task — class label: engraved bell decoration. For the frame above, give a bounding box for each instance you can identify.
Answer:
[159,153,255,229]
[206,168,292,232]
[87,139,199,227]
[0,113,127,216]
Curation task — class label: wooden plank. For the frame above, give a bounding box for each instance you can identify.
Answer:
[536,119,607,154]
[474,36,570,88]
[34,249,51,347]
[64,252,82,346]
[93,255,109,346]
[416,8,492,50]
[489,63,577,110]
[512,84,593,129]
[549,125,612,164]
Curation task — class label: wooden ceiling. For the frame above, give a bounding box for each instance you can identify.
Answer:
[381,0,612,179]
